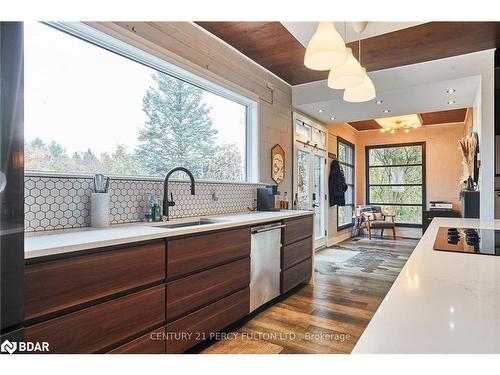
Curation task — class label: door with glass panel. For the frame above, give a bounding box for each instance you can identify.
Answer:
[337,138,355,230]
[366,143,425,226]
[294,119,328,248]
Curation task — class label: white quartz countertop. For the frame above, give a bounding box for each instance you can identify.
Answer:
[352,217,500,354]
[24,210,313,260]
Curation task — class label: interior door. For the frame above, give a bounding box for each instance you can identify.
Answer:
[295,143,327,248]
[313,154,327,248]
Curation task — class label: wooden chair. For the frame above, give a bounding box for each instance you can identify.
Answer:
[356,205,396,240]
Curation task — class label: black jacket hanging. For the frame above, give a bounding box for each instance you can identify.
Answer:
[329,159,348,207]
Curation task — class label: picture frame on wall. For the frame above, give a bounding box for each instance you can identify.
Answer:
[271,144,285,185]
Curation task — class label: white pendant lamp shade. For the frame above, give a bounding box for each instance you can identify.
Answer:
[327,48,365,89]
[304,22,347,71]
[343,68,376,102]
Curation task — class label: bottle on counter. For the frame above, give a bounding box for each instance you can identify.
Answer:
[275,190,282,210]
[282,192,289,210]
[143,194,153,222]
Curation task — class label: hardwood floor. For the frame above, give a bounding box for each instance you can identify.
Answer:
[201,236,417,354]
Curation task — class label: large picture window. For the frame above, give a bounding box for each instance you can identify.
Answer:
[337,138,355,230]
[24,22,255,181]
[366,143,425,226]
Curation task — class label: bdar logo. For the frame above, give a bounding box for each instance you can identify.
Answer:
[1,340,17,354]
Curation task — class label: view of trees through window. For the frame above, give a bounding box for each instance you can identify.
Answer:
[24,22,248,181]
[367,144,424,225]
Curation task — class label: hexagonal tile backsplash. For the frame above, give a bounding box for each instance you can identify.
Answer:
[25,174,264,232]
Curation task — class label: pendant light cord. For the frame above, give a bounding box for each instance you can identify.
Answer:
[358,31,361,64]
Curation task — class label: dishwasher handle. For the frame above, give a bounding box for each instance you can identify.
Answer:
[251,224,286,234]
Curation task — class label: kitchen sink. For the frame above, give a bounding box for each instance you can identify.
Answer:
[156,218,224,229]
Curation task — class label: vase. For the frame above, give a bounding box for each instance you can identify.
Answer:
[466,176,474,191]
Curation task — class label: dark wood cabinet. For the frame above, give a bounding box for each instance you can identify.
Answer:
[281,257,312,294]
[460,191,480,218]
[25,241,166,321]
[22,215,312,354]
[167,258,250,322]
[281,215,313,294]
[283,215,314,245]
[25,284,165,354]
[167,227,251,279]
[422,210,461,233]
[109,326,166,354]
[166,287,250,354]
[282,236,313,270]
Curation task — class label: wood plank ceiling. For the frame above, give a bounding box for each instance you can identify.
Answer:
[196,22,500,85]
[348,108,468,131]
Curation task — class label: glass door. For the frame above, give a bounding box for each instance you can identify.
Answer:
[313,154,326,247]
[295,142,327,248]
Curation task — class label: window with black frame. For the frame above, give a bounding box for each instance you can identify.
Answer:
[337,138,355,230]
[366,143,425,226]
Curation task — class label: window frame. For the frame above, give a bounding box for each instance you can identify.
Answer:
[337,137,355,231]
[365,142,426,228]
[33,21,259,182]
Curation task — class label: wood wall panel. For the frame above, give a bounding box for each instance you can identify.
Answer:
[348,119,382,131]
[420,108,468,125]
[196,22,500,85]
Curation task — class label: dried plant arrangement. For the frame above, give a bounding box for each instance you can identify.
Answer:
[458,135,477,191]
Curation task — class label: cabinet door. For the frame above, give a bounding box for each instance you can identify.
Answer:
[109,326,166,354]
[281,258,312,294]
[282,237,313,270]
[166,287,249,353]
[283,215,314,245]
[25,284,165,354]
[25,241,165,321]
[167,228,250,279]
[167,258,250,322]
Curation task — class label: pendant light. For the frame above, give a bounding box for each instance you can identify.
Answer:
[343,23,376,102]
[304,22,347,71]
[327,23,364,89]
[327,47,365,89]
[343,68,376,102]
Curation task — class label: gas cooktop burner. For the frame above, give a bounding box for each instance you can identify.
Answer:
[433,227,500,256]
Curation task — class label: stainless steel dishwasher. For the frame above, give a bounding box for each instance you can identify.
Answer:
[249,222,285,312]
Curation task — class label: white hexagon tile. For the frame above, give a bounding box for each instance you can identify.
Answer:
[25,174,264,232]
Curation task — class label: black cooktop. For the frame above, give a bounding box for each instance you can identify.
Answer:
[433,227,500,256]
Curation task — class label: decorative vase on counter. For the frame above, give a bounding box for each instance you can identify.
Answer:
[91,192,110,227]
[466,176,475,191]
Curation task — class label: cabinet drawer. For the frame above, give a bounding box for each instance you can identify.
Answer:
[25,241,165,321]
[282,236,312,270]
[109,326,166,354]
[281,257,312,294]
[166,287,249,353]
[25,284,165,354]
[283,216,313,245]
[167,258,250,322]
[167,228,250,279]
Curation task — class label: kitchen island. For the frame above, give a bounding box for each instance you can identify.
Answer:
[353,217,500,354]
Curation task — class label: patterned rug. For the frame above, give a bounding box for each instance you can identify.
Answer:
[315,237,416,275]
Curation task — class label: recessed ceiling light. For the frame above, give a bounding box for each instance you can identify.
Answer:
[383,109,390,113]
[448,100,455,105]
[375,100,383,104]
[446,89,456,94]
[318,109,324,113]
[330,116,336,120]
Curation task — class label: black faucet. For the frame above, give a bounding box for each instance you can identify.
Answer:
[162,167,196,221]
